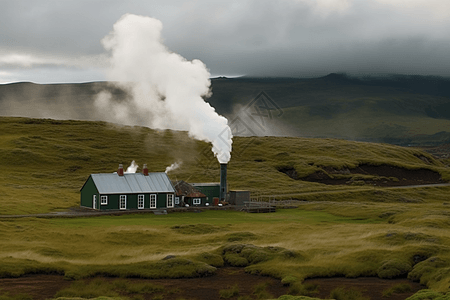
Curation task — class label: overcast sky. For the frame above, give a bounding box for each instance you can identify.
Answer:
[1,0,450,83]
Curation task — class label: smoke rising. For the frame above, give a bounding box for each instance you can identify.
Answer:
[165,162,182,174]
[125,160,138,173]
[96,14,232,163]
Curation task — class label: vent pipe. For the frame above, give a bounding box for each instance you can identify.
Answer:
[118,164,124,176]
[143,164,149,176]
[220,163,227,201]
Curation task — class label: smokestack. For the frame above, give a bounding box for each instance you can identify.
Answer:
[220,163,227,201]
[143,164,149,176]
[118,164,124,176]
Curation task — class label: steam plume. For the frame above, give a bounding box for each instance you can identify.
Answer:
[165,162,182,174]
[97,14,232,163]
[125,160,139,173]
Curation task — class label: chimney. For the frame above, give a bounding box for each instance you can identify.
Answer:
[220,163,227,201]
[143,164,149,176]
[118,164,124,176]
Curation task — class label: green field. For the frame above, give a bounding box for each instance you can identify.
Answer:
[2,116,450,299]
[1,116,449,215]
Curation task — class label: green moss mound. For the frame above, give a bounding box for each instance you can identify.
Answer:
[377,259,412,279]
[405,289,450,300]
[222,244,304,268]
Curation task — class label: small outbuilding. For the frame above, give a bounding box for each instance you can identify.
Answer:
[80,164,176,210]
[172,180,210,207]
[190,183,221,204]
[228,190,250,207]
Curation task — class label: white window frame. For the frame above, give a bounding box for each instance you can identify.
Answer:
[138,194,144,209]
[167,194,174,208]
[119,195,127,210]
[93,195,97,209]
[150,194,156,209]
[193,198,201,205]
[175,196,180,205]
[100,195,108,205]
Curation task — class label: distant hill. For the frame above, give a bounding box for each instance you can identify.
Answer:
[2,74,450,146]
[0,116,447,214]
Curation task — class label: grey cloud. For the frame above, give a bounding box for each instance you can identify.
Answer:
[1,0,450,83]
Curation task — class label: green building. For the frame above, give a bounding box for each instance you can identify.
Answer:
[80,172,176,210]
[190,183,221,204]
[172,180,210,207]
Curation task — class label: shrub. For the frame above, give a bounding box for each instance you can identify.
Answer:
[253,282,274,299]
[195,252,224,267]
[377,259,412,279]
[0,293,33,300]
[281,275,298,286]
[408,257,448,283]
[245,249,270,264]
[171,224,222,235]
[404,289,450,300]
[288,282,319,297]
[224,253,249,267]
[226,232,257,242]
[54,278,120,298]
[219,284,240,299]
[382,283,412,297]
[330,287,369,300]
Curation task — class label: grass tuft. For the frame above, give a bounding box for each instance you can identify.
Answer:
[330,286,369,300]
[382,283,412,297]
[288,282,320,297]
[219,284,240,299]
[377,259,412,279]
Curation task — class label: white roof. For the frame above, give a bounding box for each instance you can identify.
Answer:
[90,173,175,194]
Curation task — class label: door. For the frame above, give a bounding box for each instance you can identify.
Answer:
[93,195,97,209]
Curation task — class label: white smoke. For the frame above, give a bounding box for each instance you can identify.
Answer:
[165,162,182,174]
[125,160,139,173]
[96,14,232,163]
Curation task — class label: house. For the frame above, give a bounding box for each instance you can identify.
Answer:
[80,164,176,210]
[172,180,210,207]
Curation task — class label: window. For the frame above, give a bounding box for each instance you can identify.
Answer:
[119,195,126,210]
[150,194,156,209]
[175,197,180,205]
[167,194,174,208]
[138,195,144,209]
[100,195,108,205]
[193,198,201,205]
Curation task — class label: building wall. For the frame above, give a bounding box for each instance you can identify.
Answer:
[100,194,119,210]
[192,185,220,202]
[184,196,208,207]
[96,193,173,210]
[229,191,250,206]
[80,176,99,209]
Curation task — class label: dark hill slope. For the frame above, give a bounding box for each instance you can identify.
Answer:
[1,74,450,145]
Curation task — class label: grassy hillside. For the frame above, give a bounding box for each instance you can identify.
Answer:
[2,74,450,146]
[0,116,449,215]
[2,117,450,299]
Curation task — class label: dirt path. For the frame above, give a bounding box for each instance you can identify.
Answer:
[0,268,424,300]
